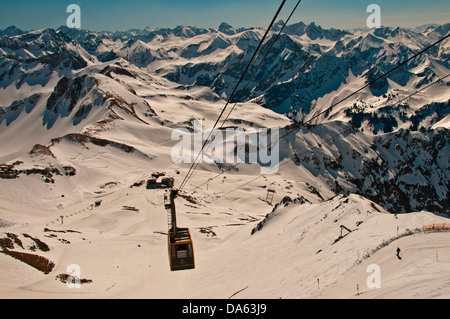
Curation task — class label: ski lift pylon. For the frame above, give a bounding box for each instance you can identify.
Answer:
[266,188,275,205]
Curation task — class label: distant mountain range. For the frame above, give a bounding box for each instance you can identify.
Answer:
[0,21,449,215]
[1,21,449,130]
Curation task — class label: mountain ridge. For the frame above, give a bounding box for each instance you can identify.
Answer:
[0,20,449,299]
[0,21,449,216]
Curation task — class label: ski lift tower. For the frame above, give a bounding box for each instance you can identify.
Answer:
[266,188,275,205]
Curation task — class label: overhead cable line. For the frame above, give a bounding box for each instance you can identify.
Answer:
[186,33,450,196]
[209,124,354,202]
[395,72,450,106]
[187,69,450,195]
[302,31,450,127]
[178,0,288,191]
[207,70,450,200]
[209,82,446,201]
[220,0,304,128]
[183,0,304,192]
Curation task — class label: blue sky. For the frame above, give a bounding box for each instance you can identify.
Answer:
[0,0,449,32]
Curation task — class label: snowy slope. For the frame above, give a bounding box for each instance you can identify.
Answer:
[0,21,449,299]
[1,189,449,298]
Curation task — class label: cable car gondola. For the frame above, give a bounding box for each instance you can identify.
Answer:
[165,189,195,271]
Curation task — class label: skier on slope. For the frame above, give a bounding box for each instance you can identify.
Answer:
[396,247,402,260]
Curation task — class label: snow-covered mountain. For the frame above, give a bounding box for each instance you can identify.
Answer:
[0,21,449,299]
[3,22,449,129]
[1,21,448,213]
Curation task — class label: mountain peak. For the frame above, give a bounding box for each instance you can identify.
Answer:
[218,22,236,35]
[272,20,285,32]
[0,25,24,37]
[412,23,440,33]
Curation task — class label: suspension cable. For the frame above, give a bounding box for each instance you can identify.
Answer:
[178,0,288,191]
